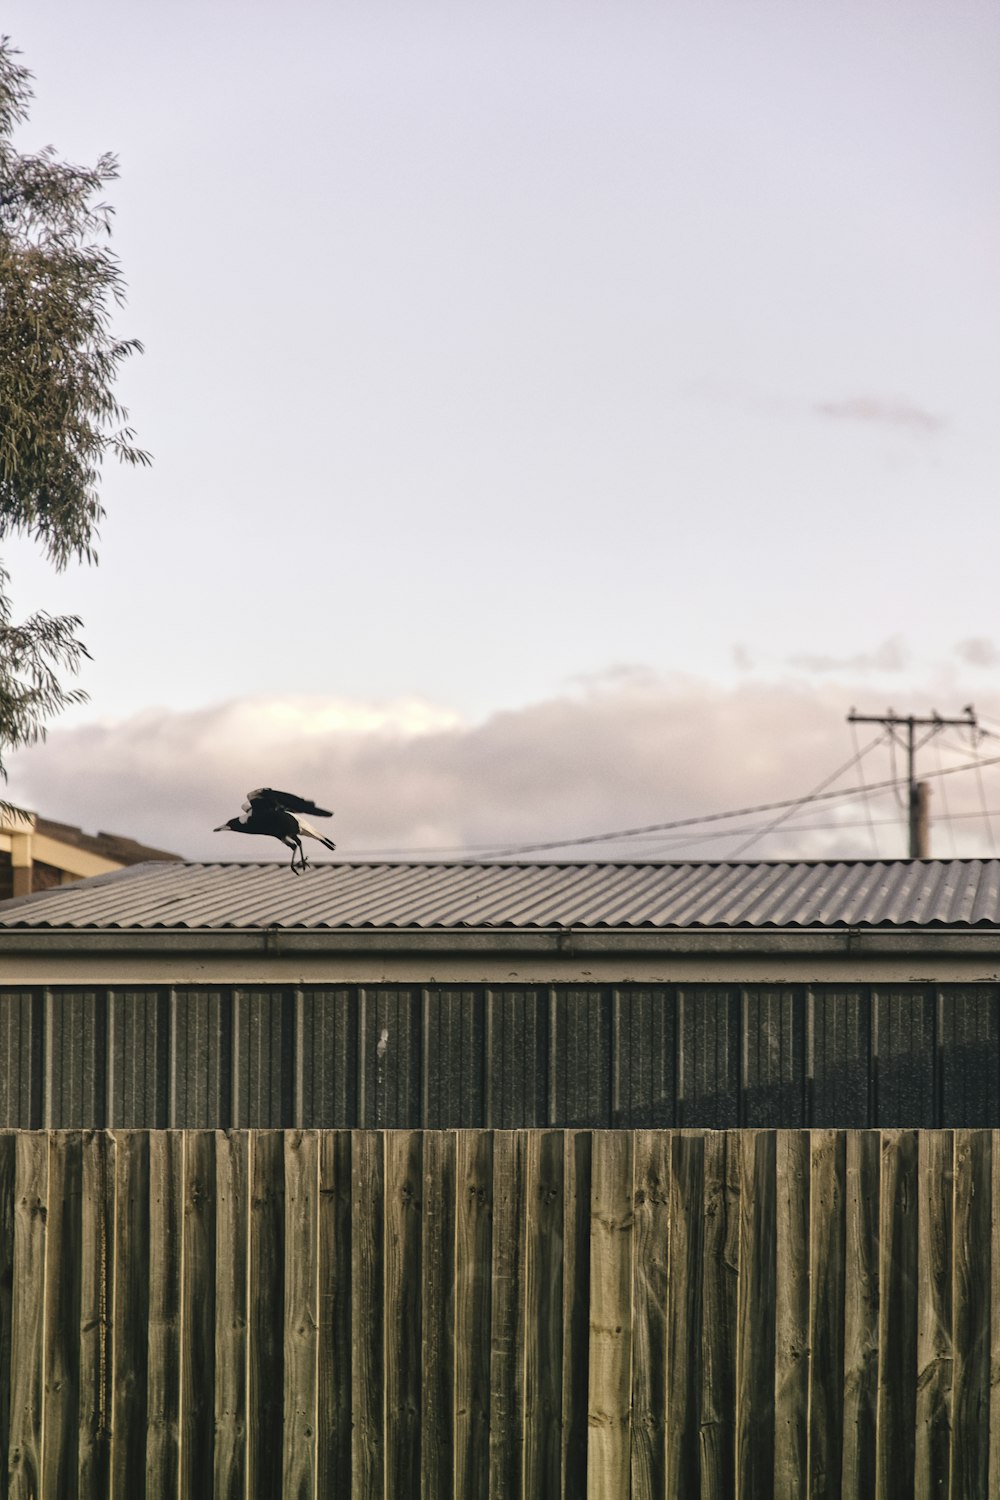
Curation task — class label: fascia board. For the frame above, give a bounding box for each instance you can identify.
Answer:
[0,926,997,958]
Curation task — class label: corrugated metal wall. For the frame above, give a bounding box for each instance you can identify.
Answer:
[0,982,998,1129]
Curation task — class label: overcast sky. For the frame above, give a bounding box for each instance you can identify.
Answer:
[2,1,999,861]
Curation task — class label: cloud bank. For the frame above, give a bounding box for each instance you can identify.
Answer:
[9,669,1000,865]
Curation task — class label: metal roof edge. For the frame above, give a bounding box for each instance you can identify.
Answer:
[0,925,997,958]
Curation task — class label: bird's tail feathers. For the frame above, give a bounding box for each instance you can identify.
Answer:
[298,818,337,852]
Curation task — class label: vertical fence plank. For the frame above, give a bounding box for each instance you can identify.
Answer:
[991,1129,1000,1500]
[42,1132,82,1500]
[7,1133,46,1500]
[78,1130,114,1499]
[915,1130,953,1500]
[352,1130,385,1499]
[699,1130,738,1500]
[215,1134,250,1500]
[667,1131,704,1497]
[843,1130,880,1499]
[736,1130,776,1500]
[146,1131,183,1495]
[808,1129,845,1499]
[523,1130,561,1499]
[283,1130,320,1500]
[249,1131,285,1499]
[111,1130,149,1500]
[421,1130,455,1500]
[773,1131,809,1500]
[455,1130,493,1500]
[562,1130,592,1499]
[877,1130,919,1500]
[951,1130,990,1500]
[181,1131,216,1496]
[630,1131,669,1500]
[586,1129,634,1500]
[215,1130,249,1500]
[385,1130,422,1500]
[490,1130,526,1500]
[0,1136,13,1500]
[318,1131,353,1497]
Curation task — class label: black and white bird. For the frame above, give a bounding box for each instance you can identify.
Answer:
[214,788,336,873]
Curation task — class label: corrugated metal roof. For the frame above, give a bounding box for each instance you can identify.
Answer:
[1,857,1000,930]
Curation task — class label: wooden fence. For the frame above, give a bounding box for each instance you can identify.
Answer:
[0,1129,996,1498]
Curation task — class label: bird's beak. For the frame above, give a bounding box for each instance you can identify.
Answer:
[213,824,227,832]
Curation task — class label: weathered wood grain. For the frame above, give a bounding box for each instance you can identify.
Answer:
[385,1129,422,1500]
[2,1125,1000,1497]
[667,1130,704,1497]
[629,1130,669,1500]
[41,1131,82,1500]
[523,1130,560,1499]
[455,1130,493,1500]
[283,1129,319,1500]
[420,1129,455,1500]
[489,1129,525,1500]
[0,1135,14,1500]
[8,1134,47,1500]
[78,1130,114,1499]
[990,1128,1000,1500]
[735,1131,776,1500]
[951,1129,990,1500]
[842,1130,879,1499]
[586,1129,634,1500]
[915,1130,953,1500]
[877,1130,919,1500]
[562,1129,592,1500]
[110,1129,149,1500]
[318,1130,353,1498]
[773,1130,809,1500]
[181,1131,216,1496]
[214,1130,249,1500]
[146,1130,183,1495]
[808,1129,846,1500]
[351,1130,385,1499]
[699,1128,738,1500]
[249,1130,285,1500]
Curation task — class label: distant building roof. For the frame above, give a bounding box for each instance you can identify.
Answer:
[1,856,999,931]
[0,808,182,900]
[33,816,182,867]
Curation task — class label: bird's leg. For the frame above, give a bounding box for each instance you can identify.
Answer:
[288,841,302,875]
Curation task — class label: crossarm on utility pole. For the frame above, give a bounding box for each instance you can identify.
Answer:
[846,708,978,858]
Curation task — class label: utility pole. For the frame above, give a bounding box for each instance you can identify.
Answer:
[847,707,978,858]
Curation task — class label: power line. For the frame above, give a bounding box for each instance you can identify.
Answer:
[730,730,888,858]
[973,747,997,855]
[337,748,1000,861]
[933,733,958,857]
[474,751,1000,859]
[342,794,1000,861]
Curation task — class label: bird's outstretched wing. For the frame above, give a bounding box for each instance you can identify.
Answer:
[244,787,334,817]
